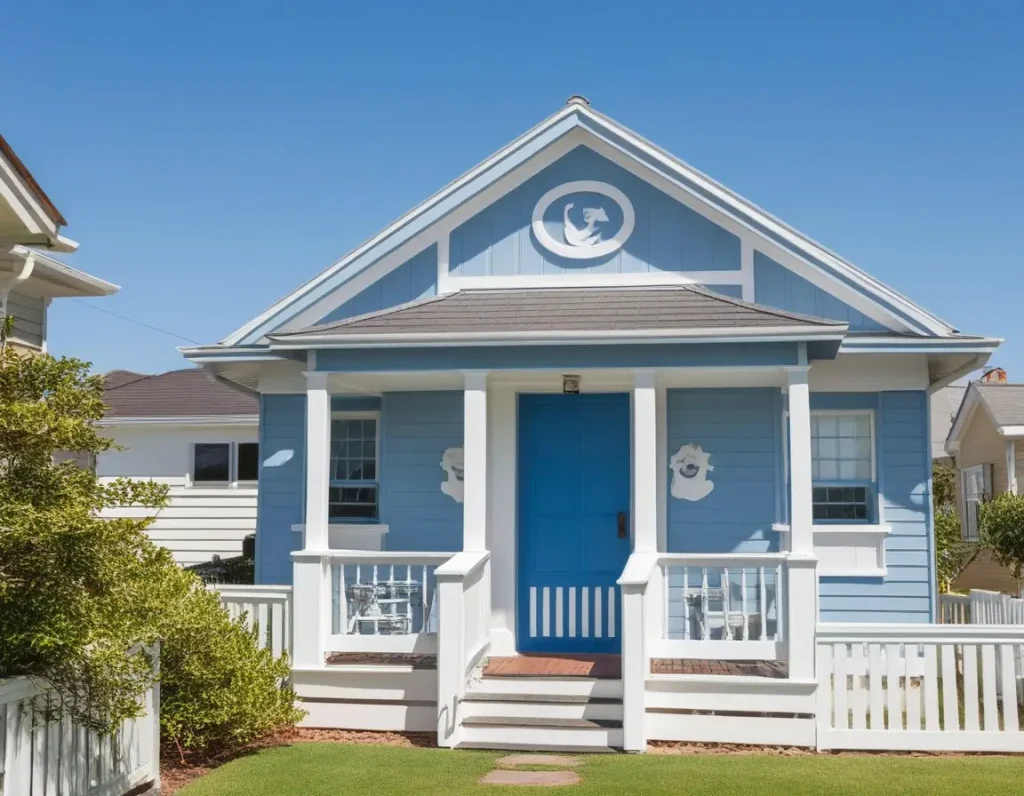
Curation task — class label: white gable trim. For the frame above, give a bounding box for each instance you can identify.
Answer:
[218,102,958,348]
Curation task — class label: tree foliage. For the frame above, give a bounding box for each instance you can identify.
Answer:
[980,492,1024,579]
[932,462,979,592]
[0,320,301,751]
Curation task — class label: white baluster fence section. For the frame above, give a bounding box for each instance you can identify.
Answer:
[938,593,971,625]
[969,589,1024,625]
[655,553,787,660]
[816,624,1024,752]
[435,551,491,749]
[0,644,160,796]
[213,584,293,657]
[326,551,454,654]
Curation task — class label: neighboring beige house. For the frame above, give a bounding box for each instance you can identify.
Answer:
[944,378,1024,595]
[0,132,118,351]
[97,368,260,566]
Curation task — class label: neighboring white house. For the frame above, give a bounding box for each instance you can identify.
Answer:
[0,131,119,349]
[97,368,260,566]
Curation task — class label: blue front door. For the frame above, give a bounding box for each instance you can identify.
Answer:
[517,393,631,654]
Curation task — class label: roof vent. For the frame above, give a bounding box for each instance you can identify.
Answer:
[566,94,590,107]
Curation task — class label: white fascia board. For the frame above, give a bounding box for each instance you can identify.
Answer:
[8,246,119,296]
[576,105,957,337]
[268,325,847,350]
[178,344,297,364]
[998,425,1024,438]
[0,154,56,239]
[840,336,1001,354]
[97,414,259,427]
[945,386,981,451]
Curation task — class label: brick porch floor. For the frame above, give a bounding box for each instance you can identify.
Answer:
[480,655,789,679]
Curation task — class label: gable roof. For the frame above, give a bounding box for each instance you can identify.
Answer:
[946,382,1024,452]
[271,285,846,347]
[216,98,959,349]
[102,368,258,422]
[0,133,67,227]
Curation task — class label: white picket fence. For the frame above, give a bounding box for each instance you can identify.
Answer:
[212,584,293,657]
[817,625,1024,752]
[0,645,160,796]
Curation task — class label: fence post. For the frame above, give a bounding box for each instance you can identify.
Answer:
[150,642,161,790]
[619,583,647,752]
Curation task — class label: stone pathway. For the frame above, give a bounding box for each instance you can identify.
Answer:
[480,754,582,787]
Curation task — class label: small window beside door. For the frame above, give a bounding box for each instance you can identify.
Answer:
[192,442,260,485]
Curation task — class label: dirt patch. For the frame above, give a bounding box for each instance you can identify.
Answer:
[481,770,580,786]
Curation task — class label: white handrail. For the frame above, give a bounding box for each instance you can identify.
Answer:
[817,622,1024,643]
[435,550,490,580]
[657,552,789,565]
[325,550,453,566]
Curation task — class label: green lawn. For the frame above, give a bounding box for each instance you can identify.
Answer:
[178,742,1023,795]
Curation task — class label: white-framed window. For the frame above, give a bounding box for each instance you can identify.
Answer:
[191,442,260,485]
[810,410,876,523]
[960,463,991,541]
[329,412,379,521]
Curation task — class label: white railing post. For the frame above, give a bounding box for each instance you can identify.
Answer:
[618,553,658,753]
[463,371,489,552]
[303,371,331,552]
[633,370,658,554]
[435,573,464,748]
[785,362,818,681]
[291,552,328,668]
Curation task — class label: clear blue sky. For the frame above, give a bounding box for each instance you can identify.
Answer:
[4,1,1022,376]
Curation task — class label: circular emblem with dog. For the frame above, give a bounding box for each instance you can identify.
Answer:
[531,180,635,260]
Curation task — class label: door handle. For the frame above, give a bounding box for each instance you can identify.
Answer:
[617,512,628,539]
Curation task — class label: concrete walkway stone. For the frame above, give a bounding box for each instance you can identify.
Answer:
[481,770,581,786]
[498,754,581,768]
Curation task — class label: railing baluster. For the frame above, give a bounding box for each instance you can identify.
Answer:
[701,568,710,641]
[740,568,749,641]
[339,565,348,634]
[722,568,732,641]
[422,565,429,633]
[759,567,768,642]
[681,567,689,640]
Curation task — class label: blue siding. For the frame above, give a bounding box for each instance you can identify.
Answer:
[255,394,306,585]
[380,391,464,552]
[449,145,741,278]
[705,284,744,299]
[817,390,934,623]
[316,245,437,325]
[666,388,781,553]
[316,342,802,372]
[753,252,888,331]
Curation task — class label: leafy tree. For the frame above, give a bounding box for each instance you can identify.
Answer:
[980,492,1024,579]
[932,462,979,592]
[0,317,301,751]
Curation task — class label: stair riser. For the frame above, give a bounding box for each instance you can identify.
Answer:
[461,701,623,723]
[470,678,623,700]
[460,724,623,751]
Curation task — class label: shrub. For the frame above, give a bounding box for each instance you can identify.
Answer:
[934,503,978,592]
[152,566,303,755]
[980,492,1024,578]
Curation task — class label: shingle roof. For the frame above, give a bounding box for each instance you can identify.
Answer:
[274,286,847,339]
[103,368,258,418]
[973,383,1024,427]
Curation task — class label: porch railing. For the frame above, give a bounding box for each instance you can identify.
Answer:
[656,553,788,660]
[325,551,454,654]
[212,584,293,656]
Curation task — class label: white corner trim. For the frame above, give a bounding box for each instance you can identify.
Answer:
[740,239,755,302]
[437,233,452,294]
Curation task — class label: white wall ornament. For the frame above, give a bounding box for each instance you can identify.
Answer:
[531,180,635,259]
[669,444,715,501]
[440,446,464,503]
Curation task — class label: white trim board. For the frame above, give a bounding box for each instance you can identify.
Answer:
[211,102,961,350]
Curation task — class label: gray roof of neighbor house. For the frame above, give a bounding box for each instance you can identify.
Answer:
[931,384,968,458]
[969,383,1024,427]
[102,368,258,418]
[272,285,848,339]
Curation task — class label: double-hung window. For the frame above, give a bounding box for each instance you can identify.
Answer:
[960,464,991,541]
[192,442,259,485]
[810,411,875,522]
[329,414,379,521]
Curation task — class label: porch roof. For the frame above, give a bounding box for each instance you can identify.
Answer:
[269,285,847,347]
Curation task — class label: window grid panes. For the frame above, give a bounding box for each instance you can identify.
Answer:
[811,413,872,482]
[812,486,869,521]
[329,418,379,521]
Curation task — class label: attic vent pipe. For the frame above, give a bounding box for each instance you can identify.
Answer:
[566,95,590,106]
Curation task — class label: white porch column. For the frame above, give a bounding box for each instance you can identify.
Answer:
[633,370,658,553]
[1006,441,1018,495]
[785,362,818,681]
[463,371,489,552]
[303,371,331,551]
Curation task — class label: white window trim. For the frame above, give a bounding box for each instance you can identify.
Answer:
[783,409,878,484]
[329,411,381,520]
[187,441,260,488]
[959,463,989,541]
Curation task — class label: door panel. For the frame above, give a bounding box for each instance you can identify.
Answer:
[517,393,631,653]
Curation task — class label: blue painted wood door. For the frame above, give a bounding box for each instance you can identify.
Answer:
[517,393,631,654]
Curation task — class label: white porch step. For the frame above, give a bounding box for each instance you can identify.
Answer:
[459,717,623,752]
[466,676,623,701]
[461,696,623,723]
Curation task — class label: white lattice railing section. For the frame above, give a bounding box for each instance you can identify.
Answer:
[213,584,293,657]
[656,553,787,660]
[326,551,453,654]
[817,625,1024,752]
[436,550,491,748]
[0,645,160,796]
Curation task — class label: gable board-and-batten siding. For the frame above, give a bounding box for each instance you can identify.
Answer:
[97,425,258,567]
